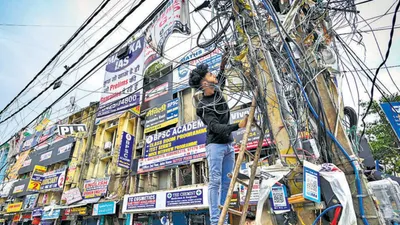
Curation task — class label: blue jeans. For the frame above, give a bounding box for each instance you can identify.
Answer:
[206,143,235,225]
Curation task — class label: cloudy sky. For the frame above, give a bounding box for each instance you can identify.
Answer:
[0,0,399,143]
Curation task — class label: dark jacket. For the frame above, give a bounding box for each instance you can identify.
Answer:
[196,70,239,145]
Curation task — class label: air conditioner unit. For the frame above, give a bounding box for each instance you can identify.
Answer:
[104,142,112,151]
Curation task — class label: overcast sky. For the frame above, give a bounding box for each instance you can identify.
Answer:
[0,0,399,143]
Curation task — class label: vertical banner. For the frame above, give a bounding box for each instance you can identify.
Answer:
[118,132,135,169]
[145,0,191,55]
[173,47,222,93]
[380,102,400,140]
[97,36,146,119]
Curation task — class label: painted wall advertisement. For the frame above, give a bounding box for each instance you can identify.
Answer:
[97,36,145,119]
[27,165,47,192]
[82,177,110,199]
[138,120,206,173]
[144,98,179,133]
[123,186,208,213]
[145,0,190,55]
[40,167,66,191]
[117,132,135,169]
[380,102,400,140]
[93,201,116,216]
[173,46,222,93]
[62,187,82,205]
[22,194,39,210]
[230,108,271,151]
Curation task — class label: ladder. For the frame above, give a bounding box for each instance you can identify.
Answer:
[218,98,266,225]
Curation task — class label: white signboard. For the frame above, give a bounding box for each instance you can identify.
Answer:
[62,188,83,205]
[98,36,146,119]
[122,186,208,213]
[173,47,222,93]
[145,0,190,55]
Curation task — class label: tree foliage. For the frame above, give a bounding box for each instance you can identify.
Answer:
[145,61,165,77]
[361,93,400,175]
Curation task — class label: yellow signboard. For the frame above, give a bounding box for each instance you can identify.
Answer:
[35,118,50,131]
[65,207,87,215]
[27,165,47,192]
[6,202,23,213]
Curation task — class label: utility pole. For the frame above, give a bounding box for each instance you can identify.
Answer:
[226,0,382,224]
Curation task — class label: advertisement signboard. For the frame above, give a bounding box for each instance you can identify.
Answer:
[173,46,222,93]
[40,167,66,191]
[141,72,173,111]
[8,150,30,180]
[380,102,400,140]
[42,209,61,220]
[13,184,25,194]
[123,186,208,213]
[97,36,146,119]
[27,165,47,192]
[93,201,116,216]
[138,120,206,173]
[6,202,23,213]
[145,0,190,55]
[22,194,39,210]
[64,207,87,216]
[230,108,271,151]
[125,194,157,211]
[82,177,110,199]
[165,189,203,207]
[62,187,82,205]
[144,98,179,133]
[32,208,43,217]
[117,132,135,169]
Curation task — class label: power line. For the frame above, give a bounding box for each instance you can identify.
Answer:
[338,24,400,35]
[0,0,149,126]
[341,64,400,72]
[0,0,111,118]
[0,0,170,147]
[360,0,400,139]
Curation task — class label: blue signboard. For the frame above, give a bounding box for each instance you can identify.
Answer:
[166,189,204,207]
[93,201,116,216]
[42,209,61,220]
[380,102,400,140]
[126,194,156,210]
[118,132,135,169]
[40,168,66,190]
[269,185,290,211]
[138,120,207,173]
[32,208,43,217]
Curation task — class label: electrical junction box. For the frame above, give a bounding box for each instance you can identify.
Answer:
[302,139,320,159]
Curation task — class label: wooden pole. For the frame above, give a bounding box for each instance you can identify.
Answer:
[218,98,257,225]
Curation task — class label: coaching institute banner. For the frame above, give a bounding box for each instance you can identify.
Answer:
[139,120,206,173]
[173,46,222,93]
[380,102,400,140]
[62,187,82,205]
[123,186,208,213]
[230,108,271,151]
[82,177,110,199]
[22,194,39,210]
[98,36,145,119]
[117,132,135,169]
[40,167,66,191]
[141,71,173,111]
[144,98,179,133]
[27,165,47,192]
[145,0,190,55]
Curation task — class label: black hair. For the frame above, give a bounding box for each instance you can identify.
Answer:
[246,212,256,220]
[188,63,209,88]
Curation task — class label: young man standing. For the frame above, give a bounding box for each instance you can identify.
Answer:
[189,54,248,225]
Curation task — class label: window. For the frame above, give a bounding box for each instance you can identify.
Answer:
[177,165,192,186]
[194,162,206,184]
[158,170,171,190]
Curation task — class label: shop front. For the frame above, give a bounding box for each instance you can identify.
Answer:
[123,186,210,225]
[91,201,117,225]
